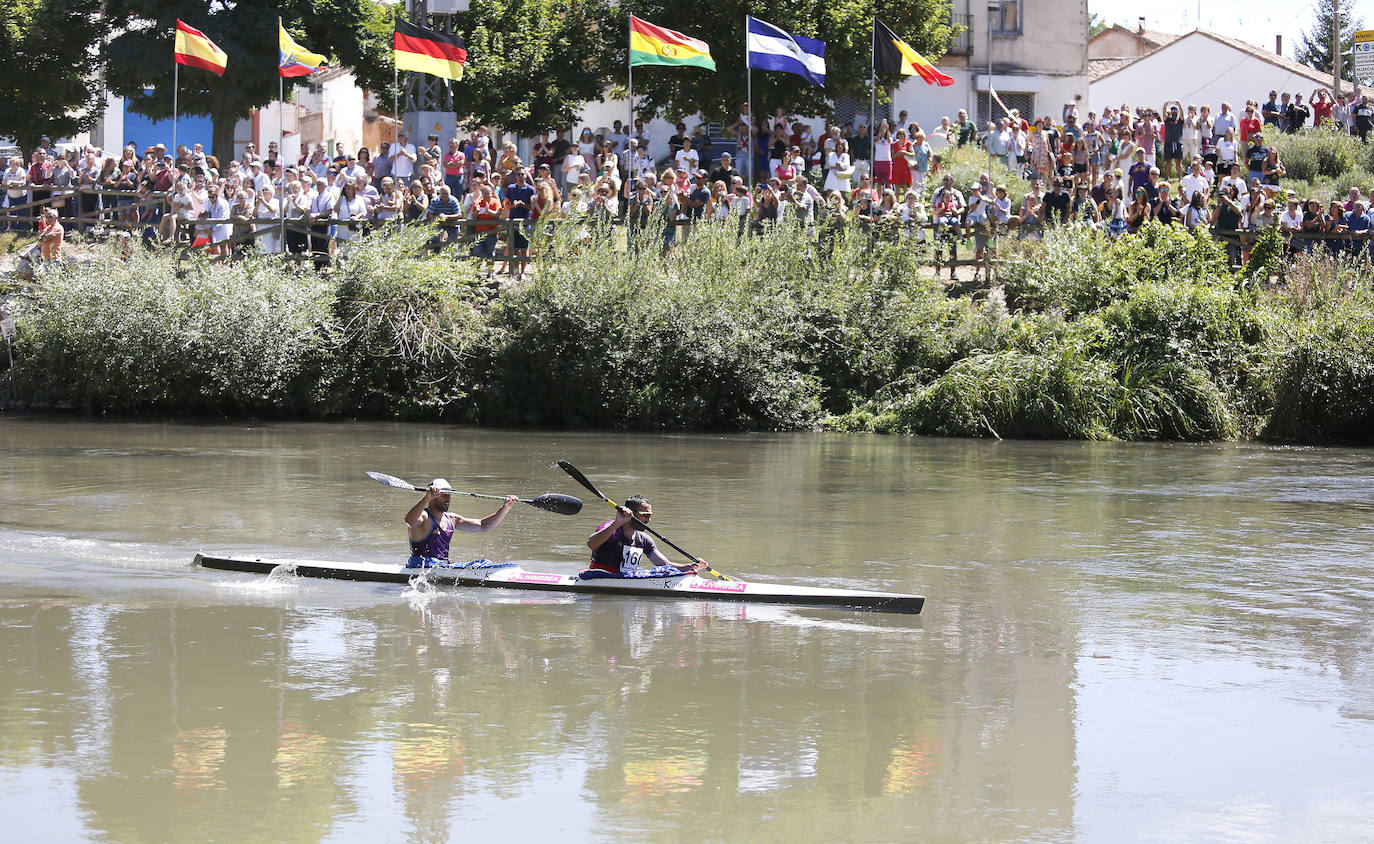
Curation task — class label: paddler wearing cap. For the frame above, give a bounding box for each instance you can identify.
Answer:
[404,479,518,567]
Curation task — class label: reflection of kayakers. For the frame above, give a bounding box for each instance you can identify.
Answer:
[405,478,517,567]
[585,496,706,578]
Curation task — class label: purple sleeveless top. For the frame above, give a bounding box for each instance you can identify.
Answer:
[589,520,658,574]
[410,510,455,560]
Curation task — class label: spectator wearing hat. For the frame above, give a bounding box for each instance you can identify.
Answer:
[710,152,739,191]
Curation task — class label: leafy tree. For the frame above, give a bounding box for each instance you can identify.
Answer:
[455,0,621,135]
[0,0,104,151]
[1296,0,1363,81]
[615,1,954,124]
[101,1,396,162]
[1089,12,1108,38]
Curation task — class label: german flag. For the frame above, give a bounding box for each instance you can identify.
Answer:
[874,20,954,87]
[394,20,467,81]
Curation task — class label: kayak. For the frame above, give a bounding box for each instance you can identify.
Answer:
[193,554,925,615]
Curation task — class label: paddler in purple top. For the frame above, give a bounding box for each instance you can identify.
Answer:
[405,478,518,567]
[584,495,707,578]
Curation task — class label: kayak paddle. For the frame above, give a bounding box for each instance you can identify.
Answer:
[366,471,583,515]
[556,460,734,581]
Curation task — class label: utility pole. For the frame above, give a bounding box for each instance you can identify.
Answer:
[1333,0,1342,94]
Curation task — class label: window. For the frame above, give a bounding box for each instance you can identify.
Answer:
[976,90,1034,127]
[992,0,1021,35]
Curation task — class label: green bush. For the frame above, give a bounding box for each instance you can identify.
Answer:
[1270,128,1362,183]
[326,225,488,418]
[13,246,332,413]
[876,334,1118,439]
[9,211,1374,444]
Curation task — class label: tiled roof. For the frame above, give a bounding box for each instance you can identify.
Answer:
[1091,30,1355,93]
[1089,57,1136,81]
[1194,29,1353,92]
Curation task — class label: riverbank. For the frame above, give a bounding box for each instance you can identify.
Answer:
[2,219,1371,442]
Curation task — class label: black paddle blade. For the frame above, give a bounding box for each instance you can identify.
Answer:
[556,460,609,503]
[526,493,583,515]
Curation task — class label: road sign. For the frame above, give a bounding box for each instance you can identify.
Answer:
[1356,30,1374,84]
[0,316,14,339]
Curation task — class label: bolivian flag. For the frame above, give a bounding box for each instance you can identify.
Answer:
[875,19,954,86]
[394,20,467,81]
[629,16,715,71]
[174,19,228,76]
[279,20,327,78]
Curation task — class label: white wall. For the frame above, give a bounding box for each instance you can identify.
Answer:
[1090,32,1331,113]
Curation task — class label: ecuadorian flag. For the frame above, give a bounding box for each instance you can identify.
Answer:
[874,20,954,87]
[629,16,715,70]
[280,20,327,78]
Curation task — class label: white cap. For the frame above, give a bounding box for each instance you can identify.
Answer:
[430,478,453,493]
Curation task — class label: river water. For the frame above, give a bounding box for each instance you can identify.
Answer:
[1,419,1372,842]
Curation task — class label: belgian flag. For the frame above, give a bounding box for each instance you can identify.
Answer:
[394,20,467,81]
[874,20,954,87]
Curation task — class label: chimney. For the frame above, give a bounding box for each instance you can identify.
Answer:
[1275,35,1283,55]
[1138,17,1146,35]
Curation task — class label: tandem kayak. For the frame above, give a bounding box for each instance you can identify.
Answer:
[193,554,925,615]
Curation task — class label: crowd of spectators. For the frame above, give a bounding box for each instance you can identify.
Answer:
[4,85,1373,273]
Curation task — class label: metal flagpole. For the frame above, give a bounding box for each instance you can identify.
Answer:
[745,15,752,186]
[394,3,401,144]
[279,73,286,246]
[628,13,633,149]
[172,61,179,166]
[870,19,876,143]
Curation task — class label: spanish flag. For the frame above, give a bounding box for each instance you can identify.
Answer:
[279,20,327,78]
[174,19,228,76]
[874,20,954,87]
[394,20,467,81]
[629,16,715,71]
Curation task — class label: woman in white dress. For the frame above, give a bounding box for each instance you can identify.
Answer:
[823,138,853,198]
[254,183,282,254]
[562,147,587,191]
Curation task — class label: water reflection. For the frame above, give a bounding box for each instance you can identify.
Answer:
[2,420,1373,840]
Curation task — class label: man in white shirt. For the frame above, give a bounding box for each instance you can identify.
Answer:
[673,137,699,174]
[308,176,337,268]
[390,131,417,183]
[1212,103,1238,144]
[248,161,271,194]
[199,183,233,258]
[3,156,29,230]
[1179,159,1211,204]
[609,121,630,157]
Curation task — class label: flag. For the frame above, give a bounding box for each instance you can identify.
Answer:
[874,20,954,87]
[174,19,228,76]
[279,20,327,78]
[988,87,1013,118]
[629,16,715,71]
[746,17,826,87]
[394,20,467,81]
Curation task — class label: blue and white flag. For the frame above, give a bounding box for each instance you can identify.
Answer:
[746,16,826,87]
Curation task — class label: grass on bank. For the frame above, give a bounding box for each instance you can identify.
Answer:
[4,205,1373,443]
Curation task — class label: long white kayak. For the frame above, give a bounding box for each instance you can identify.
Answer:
[193,554,924,615]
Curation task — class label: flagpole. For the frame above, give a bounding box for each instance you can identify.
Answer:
[393,6,400,145]
[279,72,286,247]
[627,13,633,151]
[745,15,752,187]
[869,19,876,146]
[172,60,179,168]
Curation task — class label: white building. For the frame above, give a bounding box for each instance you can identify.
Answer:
[1090,30,1353,114]
[898,0,1089,129]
